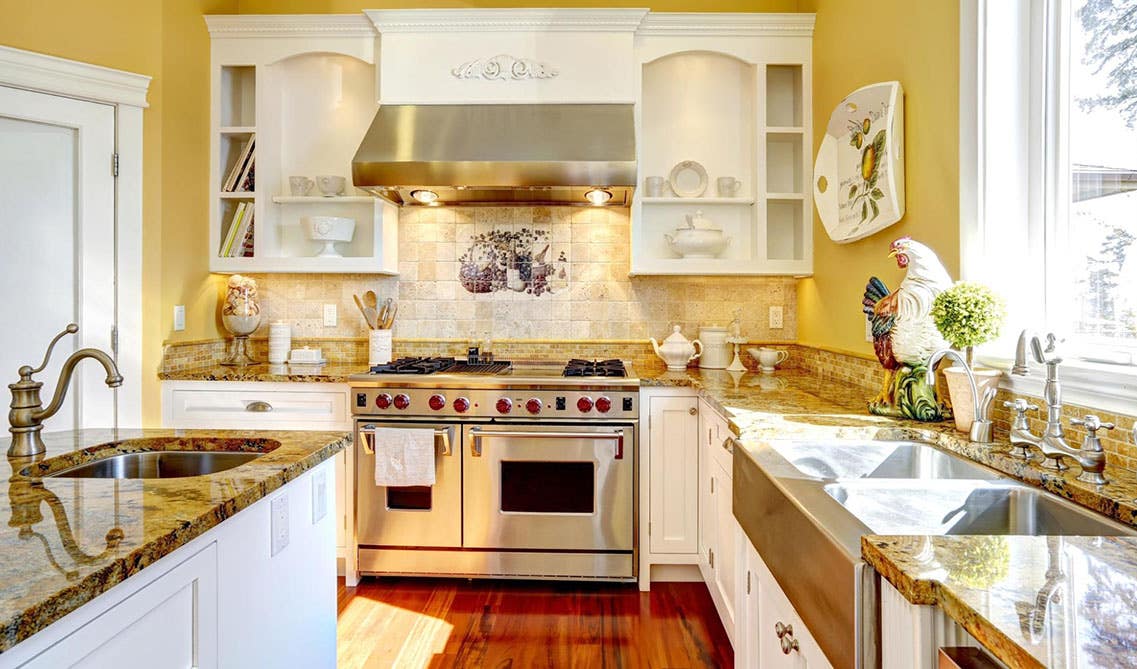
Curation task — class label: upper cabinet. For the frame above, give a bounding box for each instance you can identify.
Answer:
[206,16,397,274]
[365,9,645,104]
[632,14,815,276]
[204,11,813,276]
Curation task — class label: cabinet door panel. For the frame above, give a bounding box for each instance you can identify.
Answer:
[649,396,700,554]
[713,459,737,637]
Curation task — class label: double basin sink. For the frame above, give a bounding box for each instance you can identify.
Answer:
[732,438,1135,668]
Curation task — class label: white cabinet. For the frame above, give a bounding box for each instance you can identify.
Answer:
[3,461,336,669]
[14,543,219,669]
[162,380,356,585]
[737,536,833,669]
[631,15,815,276]
[647,393,700,555]
[698,399,738,643]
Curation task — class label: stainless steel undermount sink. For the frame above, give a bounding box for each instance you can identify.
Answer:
[769,439,1001,481]
[45,450,264,479]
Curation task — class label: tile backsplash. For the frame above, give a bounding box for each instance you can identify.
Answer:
[243,205,797,343]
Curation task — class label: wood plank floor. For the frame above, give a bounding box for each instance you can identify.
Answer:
[337,577,733,669]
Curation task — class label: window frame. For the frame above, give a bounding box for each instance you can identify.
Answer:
[960,0,1137,415]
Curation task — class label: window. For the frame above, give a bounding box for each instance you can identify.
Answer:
[962,0,1137,410]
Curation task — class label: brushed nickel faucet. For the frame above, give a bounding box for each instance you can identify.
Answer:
[926,348,996,443]
[8,324,123,458]
[1008,329,1112,485]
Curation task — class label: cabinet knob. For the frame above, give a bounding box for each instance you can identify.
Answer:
[775,622,799,654]
[689,407,697,416]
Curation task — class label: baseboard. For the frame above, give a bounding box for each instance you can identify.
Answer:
[650,563,703,582]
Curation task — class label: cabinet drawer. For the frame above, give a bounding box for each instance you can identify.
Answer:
[700,399,735,475]
[164,383,350,430]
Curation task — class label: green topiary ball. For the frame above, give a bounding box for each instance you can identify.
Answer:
[932,281,1007,350]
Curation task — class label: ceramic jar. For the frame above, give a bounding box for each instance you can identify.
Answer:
[698,326,731,369]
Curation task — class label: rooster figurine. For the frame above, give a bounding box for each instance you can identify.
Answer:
[862,237,953,421]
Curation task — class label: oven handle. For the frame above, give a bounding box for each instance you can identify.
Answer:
[358,425,453,457]
[468,428,625,460]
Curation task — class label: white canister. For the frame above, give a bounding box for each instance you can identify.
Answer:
[698,326,731,369]
[369,329,393,366]
[268,321,291,364]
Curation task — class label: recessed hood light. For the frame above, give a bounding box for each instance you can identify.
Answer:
[410,189,439,204]
[585,188,613,206]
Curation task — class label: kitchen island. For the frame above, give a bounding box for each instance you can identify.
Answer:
[0,428,348,667]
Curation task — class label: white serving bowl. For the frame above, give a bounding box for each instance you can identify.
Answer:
[665,227,730,259]
[304,216,356,257]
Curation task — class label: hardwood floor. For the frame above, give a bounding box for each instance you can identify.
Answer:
[337,577,733,668]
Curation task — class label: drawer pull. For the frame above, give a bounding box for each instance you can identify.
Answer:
[245,401,273,412]
[722,436,735,453]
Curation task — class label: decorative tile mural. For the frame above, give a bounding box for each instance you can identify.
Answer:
[458,227,568,295]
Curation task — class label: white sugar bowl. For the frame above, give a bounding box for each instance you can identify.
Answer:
[304,216,356,257]
[650,325,703,371]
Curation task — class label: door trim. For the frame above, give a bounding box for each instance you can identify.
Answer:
[0,45,149,428]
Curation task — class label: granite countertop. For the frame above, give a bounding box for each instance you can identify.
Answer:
[159,362,366,383]
[863,535,1137,668]
[641,367,1137,667]
[0,428,348,653]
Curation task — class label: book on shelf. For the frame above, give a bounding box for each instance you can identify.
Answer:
[222,136,255,192]
[237,216,255,257]
[218,202,248,257]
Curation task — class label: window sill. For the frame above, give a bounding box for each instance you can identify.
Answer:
[977,354,1137,418]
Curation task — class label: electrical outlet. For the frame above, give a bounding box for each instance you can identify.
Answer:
[768,305,784,329]
[311,468,327,524]
[323,304,337,327]
[270,494,289,556]
[173,305,185,332]
[865,317,874,342]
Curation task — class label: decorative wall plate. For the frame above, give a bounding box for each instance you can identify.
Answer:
[814,81,905,244]
[668,160,708,198]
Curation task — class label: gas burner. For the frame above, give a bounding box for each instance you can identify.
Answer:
[563,359,627,378]
[449,361,513,375]
[369,357,457,375]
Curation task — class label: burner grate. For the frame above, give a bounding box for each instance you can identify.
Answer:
[369,357,457,375]
[563,359,627,378]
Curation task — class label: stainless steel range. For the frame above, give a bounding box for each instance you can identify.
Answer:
[350,354,639,581]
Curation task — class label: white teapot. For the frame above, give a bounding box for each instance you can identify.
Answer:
[650,325,703,371]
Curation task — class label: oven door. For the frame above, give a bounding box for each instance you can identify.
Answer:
[462,423,634,551]
[356,421,461,548]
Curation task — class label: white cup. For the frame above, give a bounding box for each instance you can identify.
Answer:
[317,175,346,196]
[758,347,789,373]
[716,176,742,197]
[268,321,291,364]
[644,176,666,197]
[369,329,393,366]
[288,176,314,196]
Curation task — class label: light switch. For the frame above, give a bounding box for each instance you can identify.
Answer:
[271,494,289,556]
[312,468,327,524]
[323,304,337,327]
[173,305,185,332]
[768,305,784,330]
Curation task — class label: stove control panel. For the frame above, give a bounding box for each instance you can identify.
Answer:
[351,388,639,419]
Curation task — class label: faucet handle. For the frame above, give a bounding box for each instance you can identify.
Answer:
[20,323,79,379]
[1003,399,1039,414]
[1071,414,1115,436]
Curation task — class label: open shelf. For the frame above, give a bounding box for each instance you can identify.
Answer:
[219,126,256,135]
[766,65,803,128]
[219,192,255,199]
[272,195,374,204]
[220,66,256,128]
[641,196,755,205]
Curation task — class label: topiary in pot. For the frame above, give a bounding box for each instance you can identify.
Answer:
[931,282,1007,432]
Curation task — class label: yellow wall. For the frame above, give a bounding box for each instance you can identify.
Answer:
[796,0,960,357]
[0,0,234,425]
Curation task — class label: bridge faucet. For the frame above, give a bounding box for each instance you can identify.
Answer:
[926,349,995,443]
[8,324,123,458]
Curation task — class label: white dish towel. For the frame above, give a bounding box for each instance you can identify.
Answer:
[372,427,436,487]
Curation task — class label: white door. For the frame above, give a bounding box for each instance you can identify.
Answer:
[0,85,117,432]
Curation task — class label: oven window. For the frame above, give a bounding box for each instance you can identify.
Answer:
[500,461,594,514]
[387,486,432,511]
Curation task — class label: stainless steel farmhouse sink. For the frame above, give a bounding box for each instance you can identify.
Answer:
[732,438,1136,669]
[46,450,264,479]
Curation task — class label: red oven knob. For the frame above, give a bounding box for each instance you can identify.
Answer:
[526,398,542,414]
[453,397,470,413]
[375,393,392,409]
[577,396,594,413]
[595,396,612,413]
[393,394,411,410]
[428,394,446,411]
[496,398,513,414]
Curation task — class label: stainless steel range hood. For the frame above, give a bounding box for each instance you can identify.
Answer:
[351,104,636,207]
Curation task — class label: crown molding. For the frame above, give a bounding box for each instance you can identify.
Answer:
[638,12,815,37]
[0,45,150,108]
[204,14,376,38]
[366,8,650,34]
